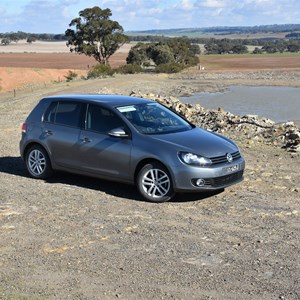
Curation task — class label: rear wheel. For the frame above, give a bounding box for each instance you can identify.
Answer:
[25,145,53,179]
[137,162,174,202]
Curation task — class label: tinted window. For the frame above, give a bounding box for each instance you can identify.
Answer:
[43,102,57,123]
[86,104,124,133]
[43,101,83,128]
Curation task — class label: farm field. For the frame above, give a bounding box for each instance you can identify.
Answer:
[0,40,300,93]
[199,53,300,71]
[0,41,130,92]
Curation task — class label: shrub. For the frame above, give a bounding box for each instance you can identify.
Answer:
[87,64,114,79]
[155,63,185,74]
[64,70,78,81]
[115,64,142,74]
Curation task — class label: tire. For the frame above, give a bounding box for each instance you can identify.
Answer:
[25,145,53,179]
[137,162,174,203]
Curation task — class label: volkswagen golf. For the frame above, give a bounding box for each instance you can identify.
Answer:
[20,94,245,202]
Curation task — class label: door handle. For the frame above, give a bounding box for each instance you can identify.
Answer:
[81,137,91,143]
[44,130,53,136]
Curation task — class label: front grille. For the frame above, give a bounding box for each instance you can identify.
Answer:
[210,151,241,165]
[209,170,244,187]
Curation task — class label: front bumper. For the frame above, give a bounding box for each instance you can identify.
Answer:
[172,157,245,192]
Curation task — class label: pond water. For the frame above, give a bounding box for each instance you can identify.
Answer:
[180,86,300,123]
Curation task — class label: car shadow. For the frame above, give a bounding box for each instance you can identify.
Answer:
[171,189,224,203]
[0,156,224,203]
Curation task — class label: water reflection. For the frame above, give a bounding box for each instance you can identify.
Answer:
[180,86,300,123]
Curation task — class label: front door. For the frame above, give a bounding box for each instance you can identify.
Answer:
[77,104,132,181]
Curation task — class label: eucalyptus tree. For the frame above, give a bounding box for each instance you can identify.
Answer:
[65,6,128,64]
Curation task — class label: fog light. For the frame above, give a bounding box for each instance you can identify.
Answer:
[196,179,205,187]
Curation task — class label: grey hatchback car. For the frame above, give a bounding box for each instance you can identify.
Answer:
[20,94,245,202]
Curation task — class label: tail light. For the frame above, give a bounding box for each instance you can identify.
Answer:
[21,122,27,133]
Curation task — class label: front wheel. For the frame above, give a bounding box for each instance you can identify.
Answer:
[25,145,53,179]
[137,162,175,203]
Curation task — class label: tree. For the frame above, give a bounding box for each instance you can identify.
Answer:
[127,38,199,72]
[252,47,263,54]
[231,45,248,54]
[147,43,175,65]
[65,6,128,64]
[126,42,149,66]
[287,42,300,53]
[27,36,36,44]
[166,38,199,65]
[1,38,11,45]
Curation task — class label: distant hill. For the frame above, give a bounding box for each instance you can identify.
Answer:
[126,24,300,37]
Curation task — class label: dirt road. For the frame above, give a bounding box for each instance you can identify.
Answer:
[0,74,299,299]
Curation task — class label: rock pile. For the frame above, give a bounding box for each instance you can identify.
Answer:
[130,91,300,153]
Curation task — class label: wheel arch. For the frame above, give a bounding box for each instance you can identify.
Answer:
[134,158,174,185]
[23,142,52,166]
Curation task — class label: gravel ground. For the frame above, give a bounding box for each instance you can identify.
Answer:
[0,74,299,300]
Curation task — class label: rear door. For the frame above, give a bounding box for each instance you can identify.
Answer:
[42,100,84,169]
[77,104,133,181]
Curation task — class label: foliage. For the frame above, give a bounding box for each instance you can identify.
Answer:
[155,63,185,73]
[252,47,263,54]
[126,38,199,72]
[115,64,142,74]
[285,32,300,39]
[287,42,300,52]
[1,38,11,45]
[64,70,78,81]
[165,38,200,64]
[87,64,114,78]
[26,36,36,44]
[65,6,128,64]
[147,43,175,65]
[205,40,248,54]
[126,43,149,66]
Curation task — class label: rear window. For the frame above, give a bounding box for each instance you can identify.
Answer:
[43,101,83,128]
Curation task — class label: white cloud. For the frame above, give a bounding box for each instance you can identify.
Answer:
[0,0,299,33]
[201,0,227,8]
[180,0,195,10]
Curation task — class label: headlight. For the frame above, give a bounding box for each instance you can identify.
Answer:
[178,152,212,167]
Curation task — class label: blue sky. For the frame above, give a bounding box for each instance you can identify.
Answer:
[1,0,300,33]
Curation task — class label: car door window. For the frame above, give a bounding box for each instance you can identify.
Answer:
[55,102,84,128]
[43,101,84,128]
[43,102,57,123]
[86,104,125,133]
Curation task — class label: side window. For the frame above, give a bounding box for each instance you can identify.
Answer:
[86,105,124,133]
[43,102,57,123]
[55,102,83,128]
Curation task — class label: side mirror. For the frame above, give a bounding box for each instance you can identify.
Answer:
[108,128,129,138]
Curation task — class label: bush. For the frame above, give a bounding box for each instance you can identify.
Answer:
[155,63,185,74]
[64,70,78,81]
[115,64,142,74]
[87,64,114,79]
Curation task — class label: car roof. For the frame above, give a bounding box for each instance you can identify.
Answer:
[42,94,154,107]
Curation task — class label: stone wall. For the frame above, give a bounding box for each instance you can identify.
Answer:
[130,91,300,153]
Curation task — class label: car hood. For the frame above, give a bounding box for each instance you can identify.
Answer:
[150,127,238,157]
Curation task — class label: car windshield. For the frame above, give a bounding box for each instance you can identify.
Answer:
[116,102,192,134]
